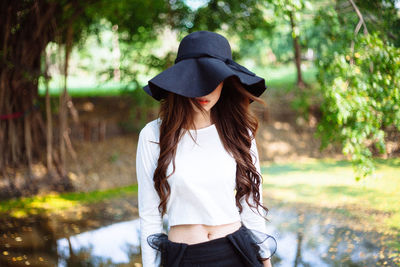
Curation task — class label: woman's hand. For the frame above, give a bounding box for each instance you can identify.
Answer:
[262,258,272,267]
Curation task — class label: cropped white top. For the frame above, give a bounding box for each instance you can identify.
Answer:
[136,118,268,267]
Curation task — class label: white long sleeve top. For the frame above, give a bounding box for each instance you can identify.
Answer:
[136,118,268,267]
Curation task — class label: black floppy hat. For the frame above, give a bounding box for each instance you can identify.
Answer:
[143,30,267,101]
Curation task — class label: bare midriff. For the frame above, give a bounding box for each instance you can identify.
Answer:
[167,220,242,245]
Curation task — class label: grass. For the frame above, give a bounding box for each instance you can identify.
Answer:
[254,63,318,93]
[261,157,400,246]
[38,76,137,97]
[0,184,138,218]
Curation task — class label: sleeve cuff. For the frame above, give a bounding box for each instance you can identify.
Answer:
[246,227,277,260]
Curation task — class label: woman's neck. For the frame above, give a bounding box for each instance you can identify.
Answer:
[192,111,213,129]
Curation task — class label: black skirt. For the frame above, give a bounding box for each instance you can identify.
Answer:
[147,223,277,267]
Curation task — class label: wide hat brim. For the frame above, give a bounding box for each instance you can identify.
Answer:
[143,57,267,101]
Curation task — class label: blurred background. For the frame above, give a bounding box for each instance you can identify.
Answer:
[0,0,399,266]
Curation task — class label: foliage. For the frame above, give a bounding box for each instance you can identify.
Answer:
[191,0,272,34]
[188,0,275,64]
[308,1,400,180]
[347,0,400,46]
[312,0,400,54]
[316,33,400,179]
[267,0,312,30]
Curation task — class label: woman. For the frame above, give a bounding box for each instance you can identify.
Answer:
[136,31,277,267]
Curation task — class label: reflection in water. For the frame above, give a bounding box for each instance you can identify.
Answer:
[293,231,304,267]
[56,217,169,266]
[0,214,59,266]
[0,201,398,266]
[57,219,141,265]
[267,206,396,267]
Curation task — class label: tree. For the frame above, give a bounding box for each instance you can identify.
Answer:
[0,0,189,197]
[0,0,71,194]
[314,0,400,179]
[266,0,313,89]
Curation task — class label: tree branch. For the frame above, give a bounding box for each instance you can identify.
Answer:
[348,0,368,35]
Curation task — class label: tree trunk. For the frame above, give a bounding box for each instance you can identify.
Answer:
[289,10,306,89]
[0,1,53,170]
[0,0,68,197]
[44,48,54,174]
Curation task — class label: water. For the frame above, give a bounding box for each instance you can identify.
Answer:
[57,219,141,266]
[0,197,398,266]
[266,206,391,266]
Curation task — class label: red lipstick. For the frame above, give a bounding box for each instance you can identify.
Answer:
[196,98,210,105]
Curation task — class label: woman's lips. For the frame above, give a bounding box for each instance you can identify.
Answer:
[196,98,210,105]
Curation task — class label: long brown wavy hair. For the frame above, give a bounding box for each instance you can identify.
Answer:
[153,75,269,222]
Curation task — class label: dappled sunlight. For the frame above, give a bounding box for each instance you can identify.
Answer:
[257,120,345,163]
[0,185,138,219]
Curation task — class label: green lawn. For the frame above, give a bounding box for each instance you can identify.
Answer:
[254,63,318,93]
[262,157,400,249]
[38,76,137,97]
[0,184,138,218]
